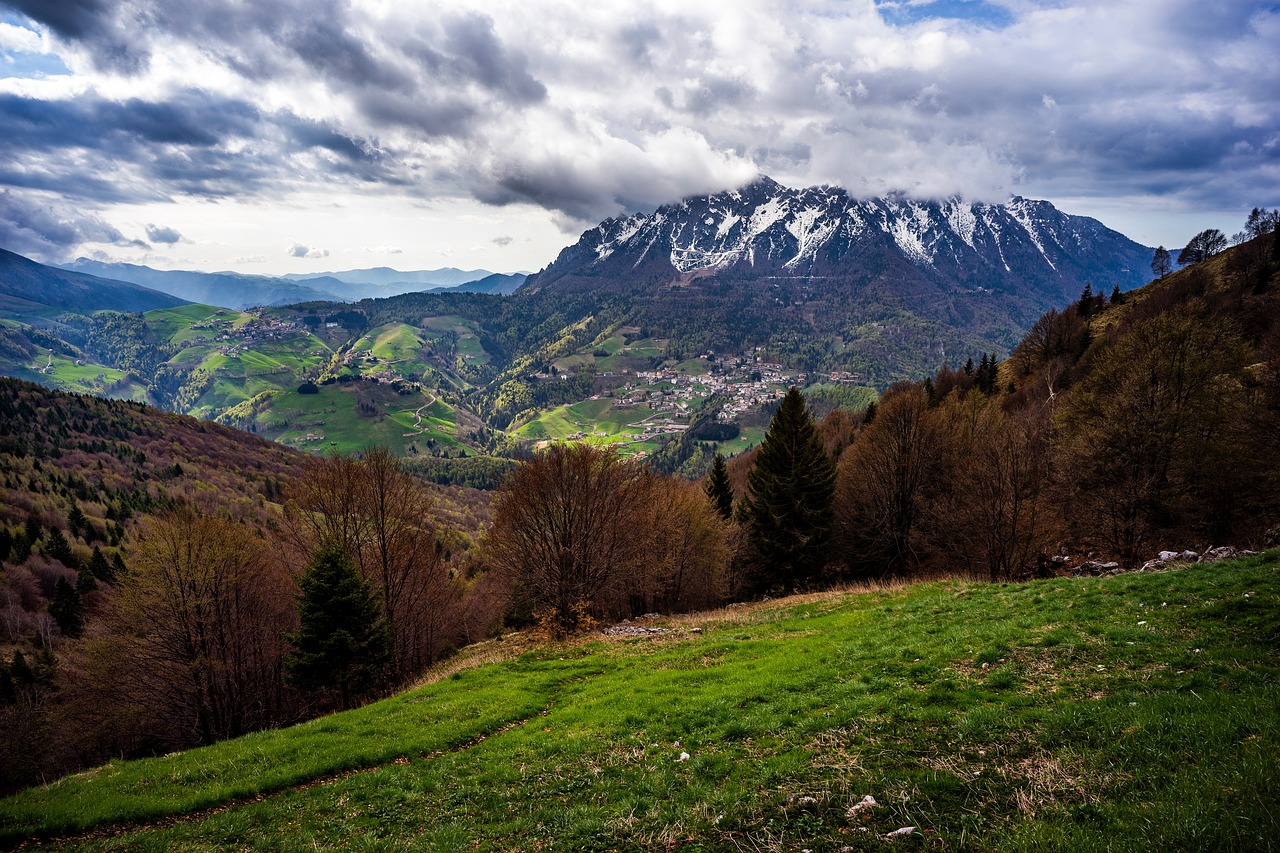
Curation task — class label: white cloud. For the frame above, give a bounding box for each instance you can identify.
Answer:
[1,0,1276,266]
[0,22,43,53]
[287,242,329,258]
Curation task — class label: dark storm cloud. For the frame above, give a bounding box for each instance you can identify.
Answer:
[3,0,145,71]
[0,90,258,151]
[0,189,144,257]
[438,13,546,104]
[3,0,105,40]
[0,86,391,204]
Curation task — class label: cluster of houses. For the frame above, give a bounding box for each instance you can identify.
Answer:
[185,313,308,358]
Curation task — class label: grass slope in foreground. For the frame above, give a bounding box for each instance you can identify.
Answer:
[2,554,1278,851]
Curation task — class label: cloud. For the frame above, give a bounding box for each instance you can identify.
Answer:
[144,223,183,243]
[287,242,328,259]
[0,188,146,259]
[491,235,513,247]
[0,0,1275,241]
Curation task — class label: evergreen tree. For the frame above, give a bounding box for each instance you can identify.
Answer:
[1078,283,1095,317]
[67,505,87,538]
[0,663,14,706]
[49,577,83,638]
[23,516,41,545]
[75,565,98,594]
[741,388,836,593]
[704,452,735,520]
[1110,285,1124,305]
[87,546,113,583]
[43,528,76,568]
[0,528,11,563]
[9,650,34,685]
[287,540,392,710]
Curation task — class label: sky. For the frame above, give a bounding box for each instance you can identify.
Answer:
[0,0,1277,276]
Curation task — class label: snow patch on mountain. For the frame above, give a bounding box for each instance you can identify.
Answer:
[945,200,977,249]
[785,206,839,268]
[1007,198,1057,270]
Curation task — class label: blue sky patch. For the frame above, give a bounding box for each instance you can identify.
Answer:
[876,0,1017,29]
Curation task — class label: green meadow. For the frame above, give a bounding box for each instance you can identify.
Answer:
[4,554,1276,851]
[250,384,462,455]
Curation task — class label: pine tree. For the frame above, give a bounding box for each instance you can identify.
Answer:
[1110,285,1124,305]
[49,577,83,638]
[741,388,836,593]
[87,546,113,583]
[44,528,76,568]
[862,400,877,425]
[287,541,392,710]
[75,566,98,594]
[9,650,34,685]
[705,452,735,520]
[67,505,87,539]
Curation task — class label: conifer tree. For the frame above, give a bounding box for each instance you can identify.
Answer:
[741,388,836,592]
[87,546,113,583]
[49,577,83,638]
[9,650,34,685]
[705,452,735,520]
[75,566,97,594]
[44,528,75,568]
[287,540,392,710]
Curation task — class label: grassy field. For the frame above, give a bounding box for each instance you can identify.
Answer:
[3,554,1277,851]
[516,398,684,456]
[248,383,463,455]
[4,349,148,401]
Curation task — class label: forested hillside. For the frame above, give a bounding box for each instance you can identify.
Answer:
[0,380,496,792]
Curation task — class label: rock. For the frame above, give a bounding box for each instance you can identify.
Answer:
[884,827,916,840]
[1159,550,1180,561]
[676,752,690,762]
[604,625,667,637]
[846,795,877,818]
[1179,550,1199,562]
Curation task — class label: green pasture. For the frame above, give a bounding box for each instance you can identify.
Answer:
[3,554,1277,851]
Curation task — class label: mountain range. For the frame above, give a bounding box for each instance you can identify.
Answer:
[529,177,1151,302]
[59,260,527,309]
[0,177,1165,461]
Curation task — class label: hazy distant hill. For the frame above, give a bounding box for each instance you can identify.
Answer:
[1,249,188,316]
[439,272,527,295]
[61,259,342,310]
[285,266,504,299]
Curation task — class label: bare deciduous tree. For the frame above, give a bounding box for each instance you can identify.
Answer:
[485,444,645,636]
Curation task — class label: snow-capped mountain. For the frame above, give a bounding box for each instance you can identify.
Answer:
[524,176,1152,307]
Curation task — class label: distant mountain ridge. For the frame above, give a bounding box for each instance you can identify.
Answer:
[525,176,1152,308]
[284,266,494,288]
[0,248,188,315]
[63,259,338,310]
[58,261,525,309]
